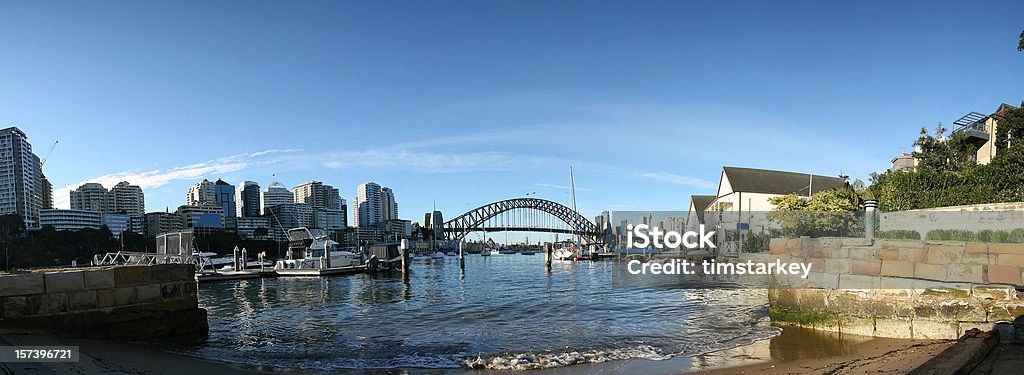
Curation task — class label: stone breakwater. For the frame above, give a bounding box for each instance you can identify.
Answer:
[769,237,1024,340]
[0,264,207,340]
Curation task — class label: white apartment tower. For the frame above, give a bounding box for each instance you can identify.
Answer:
[261,180,293,215]
[0,127,45,229]
[110,181,145,217]
[354,182,387,228]
[186,179,216,206]
[70,183,110,212]
[292,181,341,210]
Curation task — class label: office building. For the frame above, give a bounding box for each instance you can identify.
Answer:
[213,179,236,218]
[261,180,293,215]
[236,216,271,239]
[40,209,102,232]
[176,204,224,229]
[145,211,184,237]
[235,181,260,217]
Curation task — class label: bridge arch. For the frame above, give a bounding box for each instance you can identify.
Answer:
[443,198,600,242]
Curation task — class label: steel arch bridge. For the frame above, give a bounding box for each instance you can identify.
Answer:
[442,198,601,242]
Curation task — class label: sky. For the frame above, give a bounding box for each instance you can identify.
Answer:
[1,1,1022,228]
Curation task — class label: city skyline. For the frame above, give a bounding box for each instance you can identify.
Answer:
[3,1,1023,221]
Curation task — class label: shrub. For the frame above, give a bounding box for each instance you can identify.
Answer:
[925,229,977,241]
[876,230,921,240]
[742,232,771,253]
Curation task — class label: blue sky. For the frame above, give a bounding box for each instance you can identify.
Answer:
[2,1,1022,224]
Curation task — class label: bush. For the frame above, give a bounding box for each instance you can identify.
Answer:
[924,229,1024,243]
[742,232,771,253]
[876,230,921,240]
[925,229,977,241]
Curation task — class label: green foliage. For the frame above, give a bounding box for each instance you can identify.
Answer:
[994,104,1024,155]
[925,229,977,241]
[766,187,865,238]
[923,229,1024,243]
[876,230,921,240]
[875,105,1024,211]
[912,124,977,172]
[742,231,771,253]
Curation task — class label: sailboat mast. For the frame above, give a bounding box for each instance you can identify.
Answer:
[570,164,578,243]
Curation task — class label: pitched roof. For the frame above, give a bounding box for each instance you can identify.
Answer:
[690,195,716,221]
[722,166,846,196]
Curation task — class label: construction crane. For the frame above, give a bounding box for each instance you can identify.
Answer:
[40,140,58,166]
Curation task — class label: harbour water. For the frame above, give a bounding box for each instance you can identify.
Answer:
[176,255,779,372]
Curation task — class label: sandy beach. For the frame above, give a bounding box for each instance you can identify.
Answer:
[2,325,954,375]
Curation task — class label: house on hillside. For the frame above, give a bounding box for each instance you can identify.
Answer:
[689,166,846,256]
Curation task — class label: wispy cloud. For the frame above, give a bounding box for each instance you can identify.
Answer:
[635,172,717,189]
[533,183,597,192]
[53,149,302,209]
[316,149,563,174]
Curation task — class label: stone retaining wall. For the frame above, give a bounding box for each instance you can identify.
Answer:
[768,237,1024,339]
[0,264,207,340]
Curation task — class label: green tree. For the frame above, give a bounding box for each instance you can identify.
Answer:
[912,124,976,171]
[994,104,1024,155]
[1018,29,1023,51]
[767,187,864,238]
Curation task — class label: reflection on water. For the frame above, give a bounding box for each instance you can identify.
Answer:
[177,256,779,371]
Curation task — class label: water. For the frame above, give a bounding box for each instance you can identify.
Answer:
[178,255,778,372]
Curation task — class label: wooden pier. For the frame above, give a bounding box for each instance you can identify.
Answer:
[196,265,366,283]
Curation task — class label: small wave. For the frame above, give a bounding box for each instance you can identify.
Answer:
[464,345,671,370]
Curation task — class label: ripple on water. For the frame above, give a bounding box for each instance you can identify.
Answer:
[181,256,776,371]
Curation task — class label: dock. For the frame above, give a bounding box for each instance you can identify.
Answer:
[196,265,366,283]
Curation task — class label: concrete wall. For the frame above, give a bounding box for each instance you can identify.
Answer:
[0,264,207,340]
[880,202,1024,234]
[768,237,1024,339]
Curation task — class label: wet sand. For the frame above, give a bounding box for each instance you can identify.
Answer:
[2,325,953,375]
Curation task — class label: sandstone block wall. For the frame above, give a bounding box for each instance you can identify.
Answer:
[0,264,207,340]
[768,237,1024,339]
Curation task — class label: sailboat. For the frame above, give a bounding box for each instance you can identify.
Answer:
[553,164,583,261]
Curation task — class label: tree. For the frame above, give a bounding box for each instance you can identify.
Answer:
[994,104,1024,155]
[912,123,976,172]
[767,187,865,238]
[1019,29,1023,51]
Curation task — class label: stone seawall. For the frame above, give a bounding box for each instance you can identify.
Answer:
[0,264,207,340]
[768,237,1024,339]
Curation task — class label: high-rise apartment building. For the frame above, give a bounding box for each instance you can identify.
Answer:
[261,180,293,215]
[40,177,53,210]
[0,127,46,228]
[70,183,110,212]
[186,179,216,206]
[381,187,398,221]
[354,182,382,228]
[292,181,341,210]
[110,181,145,217]
[235,181,260,217]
